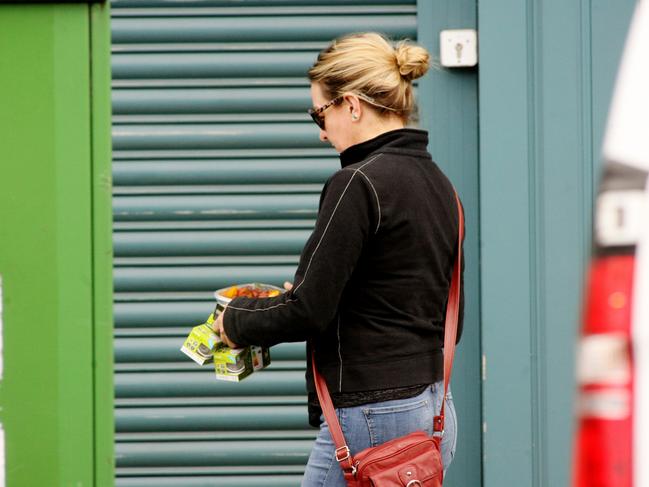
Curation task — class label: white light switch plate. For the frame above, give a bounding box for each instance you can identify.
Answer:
[440,29,478,67]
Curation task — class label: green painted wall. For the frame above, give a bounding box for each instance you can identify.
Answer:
[0,3,113,486]
[479,0,636,485]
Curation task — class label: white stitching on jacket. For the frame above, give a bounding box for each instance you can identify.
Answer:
[227,301,293,312]
[337,313,343,391]
[292,154,382,295]
[355,168,381,234]
[227,153,383,314]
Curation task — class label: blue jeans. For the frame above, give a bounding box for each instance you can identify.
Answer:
[302,382,457,486]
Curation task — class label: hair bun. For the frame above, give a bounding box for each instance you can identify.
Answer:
[394,41,430,81]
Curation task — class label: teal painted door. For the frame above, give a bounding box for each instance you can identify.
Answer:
[479,1,637,486]
[111,1,480,485]
[417,1,481,486]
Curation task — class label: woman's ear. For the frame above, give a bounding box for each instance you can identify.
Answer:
[343,92,363,121]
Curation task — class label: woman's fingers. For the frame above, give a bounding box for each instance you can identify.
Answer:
[221,331,238,349]
[283,281,294,291]
[212,308,239,348]
[212,309,224,334]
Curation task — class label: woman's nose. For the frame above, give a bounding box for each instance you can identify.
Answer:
[319,129,328,142]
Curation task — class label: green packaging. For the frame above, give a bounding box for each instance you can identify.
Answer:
[180,300,273,381]
[213,345,272,382]
[180,313,222,365]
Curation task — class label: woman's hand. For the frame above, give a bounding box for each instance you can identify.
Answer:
[212,282,292,349]
[213,306,240,349]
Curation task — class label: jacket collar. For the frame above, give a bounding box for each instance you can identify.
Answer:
[339,128,429,168]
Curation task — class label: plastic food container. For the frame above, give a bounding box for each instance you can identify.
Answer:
[206,282,280,381]
[214,282,284,312]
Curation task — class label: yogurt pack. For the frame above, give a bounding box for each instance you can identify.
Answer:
[213,344,272,382]
[180,313,222,365]
[181,283,282,381]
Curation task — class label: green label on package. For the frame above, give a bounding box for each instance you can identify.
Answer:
[213,345,272,382]
[180,314,222,365]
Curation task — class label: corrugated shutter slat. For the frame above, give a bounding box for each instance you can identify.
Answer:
[111,2,417,485]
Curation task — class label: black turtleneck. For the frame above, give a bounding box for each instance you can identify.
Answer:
[224,128,464,426]
[339,128,430,167]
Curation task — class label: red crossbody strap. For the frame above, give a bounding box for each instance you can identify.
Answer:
[436,190,464,432]
[311,353,356,473]
[311,189,464,473]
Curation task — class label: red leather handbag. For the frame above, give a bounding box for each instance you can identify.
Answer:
[311,191,464,487]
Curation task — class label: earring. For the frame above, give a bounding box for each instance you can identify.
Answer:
[351,113,359,120]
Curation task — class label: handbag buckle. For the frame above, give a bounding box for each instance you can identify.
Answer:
[335,445,351,463]
[433,415,445,436]
[335,446,356,476]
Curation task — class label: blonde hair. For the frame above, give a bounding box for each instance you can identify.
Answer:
[308,32,430,123]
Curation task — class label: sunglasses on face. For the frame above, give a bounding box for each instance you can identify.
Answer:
[308,96,343,130]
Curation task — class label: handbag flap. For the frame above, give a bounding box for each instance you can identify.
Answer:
[359,436,443,486]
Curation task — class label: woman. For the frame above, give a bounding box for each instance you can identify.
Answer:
[214,32,464,486]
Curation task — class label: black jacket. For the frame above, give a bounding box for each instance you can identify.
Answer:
[224,128,464,404]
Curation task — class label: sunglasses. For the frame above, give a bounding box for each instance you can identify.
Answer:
[308,96,343,130]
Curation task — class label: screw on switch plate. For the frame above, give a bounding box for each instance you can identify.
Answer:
[440,29,478,67]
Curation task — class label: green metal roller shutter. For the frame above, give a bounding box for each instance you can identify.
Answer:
[110,1,417,485]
